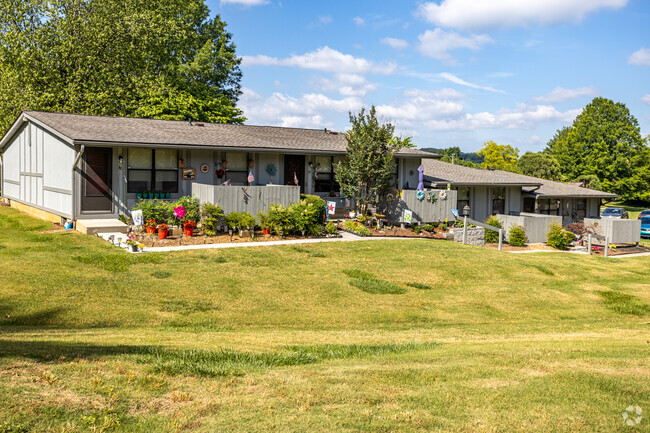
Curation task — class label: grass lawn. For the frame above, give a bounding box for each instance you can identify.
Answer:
[0,206,649,432]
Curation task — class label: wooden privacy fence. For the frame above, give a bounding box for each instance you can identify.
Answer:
[377,189,458,224]
[191,183,300,214]
[584,218,641,244]
[497,213,561,243]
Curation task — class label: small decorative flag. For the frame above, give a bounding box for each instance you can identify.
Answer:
[293,172,299,186]
[247,171,255,184]
[327,201,336,215]
[223,179,231,186]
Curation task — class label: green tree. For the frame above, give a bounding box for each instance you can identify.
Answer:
[478,141,520,172]
[517,152,564,181]
[335,106,412,216]
[0,0,244,134]
[546,97,649,202]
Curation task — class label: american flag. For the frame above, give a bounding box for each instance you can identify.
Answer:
[247,171,255,184]
[293,172,299,186]
[222,179,231,186]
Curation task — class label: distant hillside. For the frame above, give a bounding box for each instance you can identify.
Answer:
[420,148,484,165]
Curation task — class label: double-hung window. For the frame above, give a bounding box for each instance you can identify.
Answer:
[492,187,505,215]
[127,148,178,193]
[314,156,342,193]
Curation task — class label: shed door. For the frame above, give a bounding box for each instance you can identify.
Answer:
[81,148,113,212]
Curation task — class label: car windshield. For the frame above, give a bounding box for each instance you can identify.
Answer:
[603,208,622,214]
[641,217,650,224]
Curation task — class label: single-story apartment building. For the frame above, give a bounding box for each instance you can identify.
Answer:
[422,159,618,225]
[0,111,436,225]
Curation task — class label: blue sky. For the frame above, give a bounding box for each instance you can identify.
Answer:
[206,0,650,153]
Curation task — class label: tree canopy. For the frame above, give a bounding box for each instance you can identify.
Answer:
[478,141,520,173]
[335,106,412,215]
[0,0,244,134]
[517,152,564,181]
[546,97,649,202]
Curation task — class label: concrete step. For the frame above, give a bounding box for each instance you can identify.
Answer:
[76,219,128,235]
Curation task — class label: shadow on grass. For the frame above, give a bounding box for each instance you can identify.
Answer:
[0,339,439,378]
[0,305,68,327]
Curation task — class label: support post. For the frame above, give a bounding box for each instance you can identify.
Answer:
[604,236,609,257]
[587,234,592,255]
[498,229,503,251]
[462,215,468,245]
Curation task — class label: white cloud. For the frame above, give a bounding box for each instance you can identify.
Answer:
[532,86,598,103]
[314,73,378,97]
[318,15,332,25]
[238,87,362,128]
[381,37,409,49]
[628,47,650,66]
[242,46,397,75]
[375,89,466,128]
[353,16,365,26]
[417,28,492,64]
[642,94,650,105]
[220,0,269,6]
[417,0,628,30]
[424,104,581,131]
[438,72,504,93]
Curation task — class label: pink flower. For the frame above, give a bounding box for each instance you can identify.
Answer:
[173,206,186,219]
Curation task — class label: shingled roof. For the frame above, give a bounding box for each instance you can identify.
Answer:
[423,158,617,198]
[2,111,436,158]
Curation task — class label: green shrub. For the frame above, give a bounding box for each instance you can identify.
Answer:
[267,204,294,235]
[291,196,326,235]
[224,213,240,230]
[422,224,436,232]
[300,194,326,223]
[225,212,255,231]
[201,203,224,236]
[324,222,338,235]
[546,223,575,250]
[132,199,171,223]
[484,216,502,243]
[508,224,527,247]
[411,225,422,234]
[257,211,269,230]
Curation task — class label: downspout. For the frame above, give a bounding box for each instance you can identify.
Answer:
[71,144,85,223]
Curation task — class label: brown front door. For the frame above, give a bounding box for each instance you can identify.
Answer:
[284,155,305,193]
[81,148,113,212]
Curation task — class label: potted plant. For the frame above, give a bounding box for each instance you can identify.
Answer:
[183,220,196,237]
[126,235,142,252]
[257,211,271,235]
[158,223,169,239]
[145,219,157,234]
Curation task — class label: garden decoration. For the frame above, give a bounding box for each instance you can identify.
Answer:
[200,164,209,173]
[248,159,255,168]
[417,165,424,191]
[439,191,447,200]
[216,168,226,178]
[416,190,425,201]
[266,163,277,176]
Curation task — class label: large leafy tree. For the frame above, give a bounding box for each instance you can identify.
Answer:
[517,152,564,181]
[478,140,520,173]
[335,106,412,215]
[546,97,649,202]
[0,0,244,134]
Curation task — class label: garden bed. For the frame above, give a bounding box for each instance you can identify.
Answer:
[336,221,448,239]
[589,244,650,256]
[134,231,339,248]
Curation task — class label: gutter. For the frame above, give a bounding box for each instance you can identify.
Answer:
[70,144,85,222]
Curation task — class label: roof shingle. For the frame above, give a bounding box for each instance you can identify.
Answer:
[20,111,436,158]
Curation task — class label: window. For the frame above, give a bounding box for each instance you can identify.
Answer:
[492,187,505,215]
[538,199,560,215]
[127,148,178,193]
[457,187,470,211]
[523,197,535,213]
[225,152,248,186]
[314,156,342,193]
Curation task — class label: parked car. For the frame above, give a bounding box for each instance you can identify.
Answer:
[638,209,650,219]
[641,216,650,238]
[601,207,628,219]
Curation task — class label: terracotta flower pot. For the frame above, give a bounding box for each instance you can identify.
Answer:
[146,226,156,234]
[184,227,194,237]
[263,228,270,235]
[158,229,168,239]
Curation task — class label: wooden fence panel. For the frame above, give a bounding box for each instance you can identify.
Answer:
[191,183,300,215]
[378,189,458,223]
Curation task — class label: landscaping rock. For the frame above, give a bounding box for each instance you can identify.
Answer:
[449,227,485,246]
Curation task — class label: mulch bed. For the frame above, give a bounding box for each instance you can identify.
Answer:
[590,244,650,256]
[336,221,448,239]
[136,232,335,248]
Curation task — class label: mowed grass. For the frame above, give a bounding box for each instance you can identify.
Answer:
[0,206,649,432]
